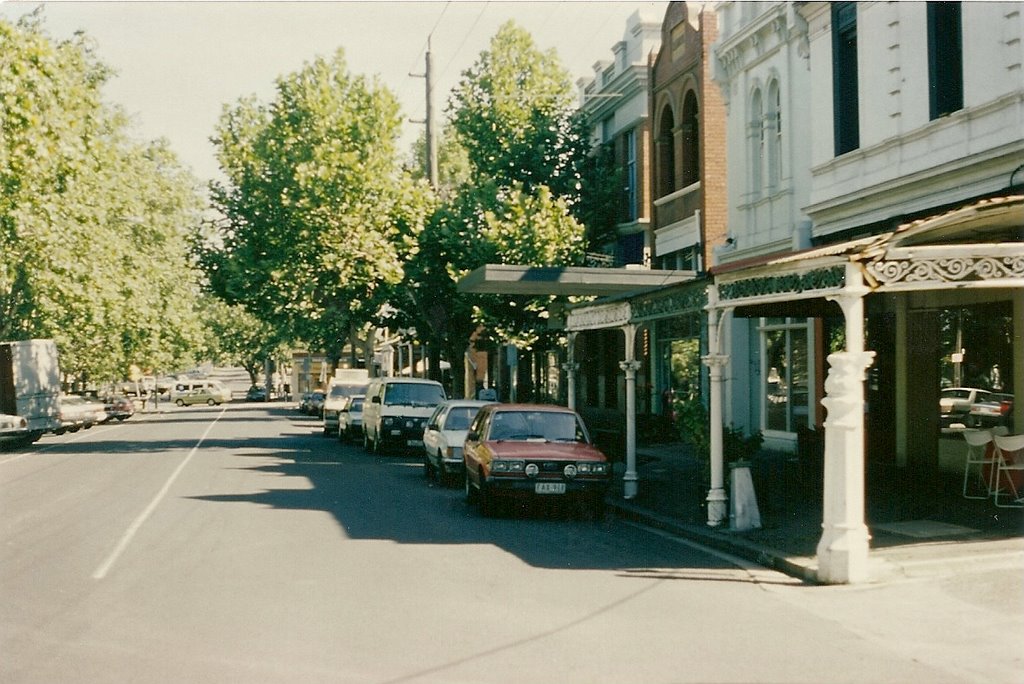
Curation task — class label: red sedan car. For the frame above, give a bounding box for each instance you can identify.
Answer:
[463,404,611,518]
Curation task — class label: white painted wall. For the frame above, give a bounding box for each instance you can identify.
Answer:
[800,1,1024,237]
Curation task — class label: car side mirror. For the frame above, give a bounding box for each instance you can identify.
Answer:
[466,431,479,442]
[371,396,381,404]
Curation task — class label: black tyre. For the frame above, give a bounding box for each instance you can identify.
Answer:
[464,471,478,505]
[207,399,216,406]
[479,483,496,517]
[175,399,185,407]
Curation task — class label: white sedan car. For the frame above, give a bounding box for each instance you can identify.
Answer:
[422,399,495,486]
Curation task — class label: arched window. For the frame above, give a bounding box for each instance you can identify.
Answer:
[749,89,764,196]
[766,80,782,188]
[681,91,700,187]
[657,106,676,196]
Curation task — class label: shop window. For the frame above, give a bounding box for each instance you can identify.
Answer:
[761,318,811,433]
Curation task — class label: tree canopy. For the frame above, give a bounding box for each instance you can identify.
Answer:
[0,13,206,383]
[447,21,587,201]
[203,49,435,357]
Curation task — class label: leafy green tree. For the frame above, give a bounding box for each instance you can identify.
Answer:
[203,49,434,360]
[199,297,285,386]
[575,139,624,254]
[406,124,472,196]
[447,21,587,203]
[0,13,206,383]
[400,21,595,396]
[405,181,585,395]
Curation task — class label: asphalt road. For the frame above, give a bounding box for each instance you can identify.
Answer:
[2,400,1021,684]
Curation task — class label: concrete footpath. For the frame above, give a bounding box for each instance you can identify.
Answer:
[605,441,1024,584]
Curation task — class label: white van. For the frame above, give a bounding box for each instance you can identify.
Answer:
[171,379,231,404]
[362,377,446,454]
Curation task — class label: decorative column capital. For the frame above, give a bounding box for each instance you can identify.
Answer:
[821,350,876,430]
[618,360,642,374]
[561,362,580,373]
[701,353,730,369]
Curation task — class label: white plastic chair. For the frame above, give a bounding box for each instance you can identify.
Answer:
[992,433,1024,508]
[962,429,997,499]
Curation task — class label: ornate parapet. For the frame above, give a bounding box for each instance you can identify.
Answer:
[566,301,632,332]
[865,254,1024,288]
[718,265,846,304]
[632,285,708,322]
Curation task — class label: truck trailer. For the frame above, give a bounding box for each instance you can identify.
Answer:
[0,339,62,444]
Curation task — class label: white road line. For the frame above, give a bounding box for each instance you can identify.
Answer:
[92,407,225,580]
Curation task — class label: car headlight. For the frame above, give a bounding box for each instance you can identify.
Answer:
[491,459,525,473]
[576,462,608,475]
[525,463,539,478]
[324,410,338,418]
[382,416,395,426]
[563,464,578,479]
[445,446,463,459]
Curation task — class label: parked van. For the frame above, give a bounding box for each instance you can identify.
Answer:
[171,379,231,404]
[362,377,446,454]
[321,370,370,436]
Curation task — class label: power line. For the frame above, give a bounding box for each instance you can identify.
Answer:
[406,0,452,75]
[432,1,490,94]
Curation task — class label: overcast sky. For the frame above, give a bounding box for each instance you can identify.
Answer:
[1,1,668,183]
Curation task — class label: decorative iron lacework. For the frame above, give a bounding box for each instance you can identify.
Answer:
[718,266,846,302]
[632,286,708,321]
[866,256,1024,285]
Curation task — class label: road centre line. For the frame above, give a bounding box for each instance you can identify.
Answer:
[92,407,226,580]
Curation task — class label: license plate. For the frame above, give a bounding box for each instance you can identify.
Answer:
[535,482,566,495]
[407,439,423,447]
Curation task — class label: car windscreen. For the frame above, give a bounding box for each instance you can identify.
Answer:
[488,411,585,442]
[350,399,364,411]
[384,383,445,407]
[330,384,368,398]
[444,406,480,431]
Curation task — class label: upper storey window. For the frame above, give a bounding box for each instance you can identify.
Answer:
[927,1,963,119]
[750,89,765,196]
[767,80,782,188]
[657,106,676,196]
[681,91,700,188]
[832,2,860,156]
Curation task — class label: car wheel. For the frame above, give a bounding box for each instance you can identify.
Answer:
[438,458,449,487]
[464,471,478,505]
[363,429,372,453]
[423,457,434,481]
[175,399,184,407]
[479,483,496,517]
[207,399,216,406]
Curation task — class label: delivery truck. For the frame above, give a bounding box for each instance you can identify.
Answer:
[0,339,62,444]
